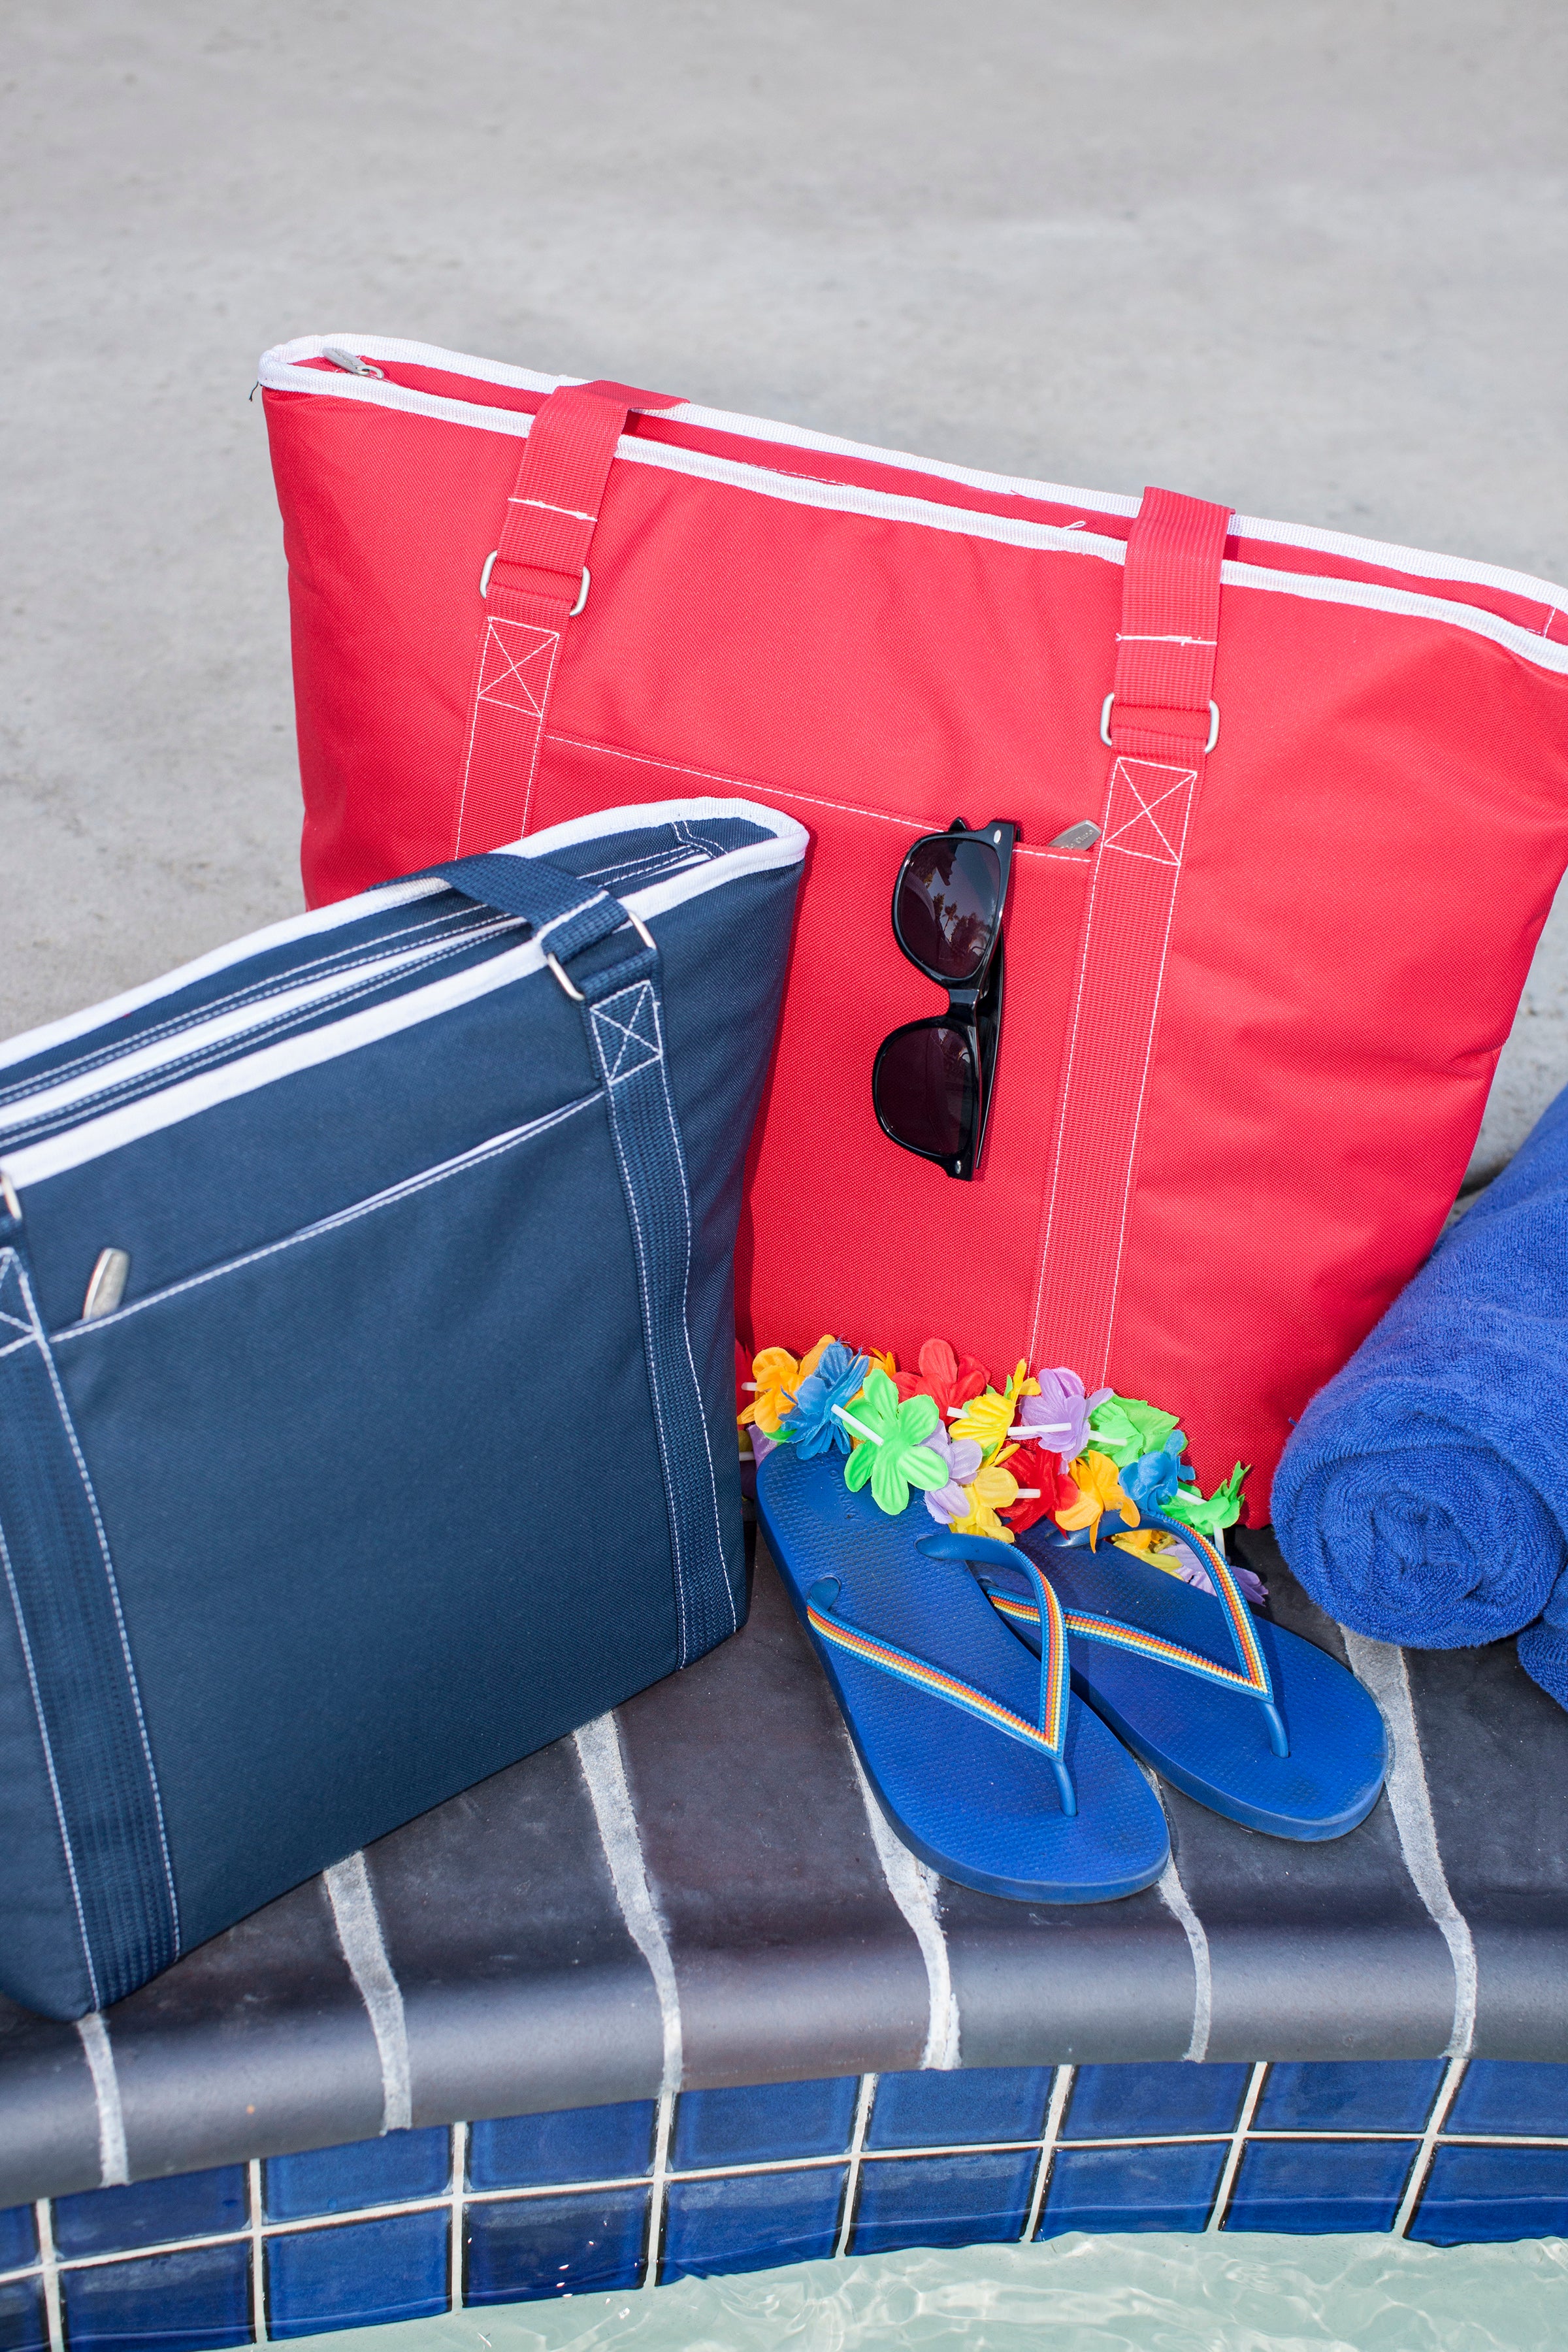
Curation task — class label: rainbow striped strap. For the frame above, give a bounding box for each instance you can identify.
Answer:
[804,1583,1070,1765]
[1139,1508,1273,1700]
[985,1514,1273,1705]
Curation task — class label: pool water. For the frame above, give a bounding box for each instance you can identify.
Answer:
[285,2232,1568,2351]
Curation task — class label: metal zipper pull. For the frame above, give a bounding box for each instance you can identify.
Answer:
[1051,821,1102,851]
[322,346,385,380]
[82,1249,130,1320]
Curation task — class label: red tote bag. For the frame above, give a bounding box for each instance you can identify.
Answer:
[259,336,1568,1518]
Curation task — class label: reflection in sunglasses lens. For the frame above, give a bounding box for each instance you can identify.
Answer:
[874,1023,977,1162]
[896,837,1002,983]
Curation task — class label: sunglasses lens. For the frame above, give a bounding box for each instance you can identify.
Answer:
[896,836,1002,982]
[874,1023,977,1164]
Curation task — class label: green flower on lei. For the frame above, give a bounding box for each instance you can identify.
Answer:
[841,1369,949,1516]
[1166,1462,1249,1538]
[1087,1392,1182,1467]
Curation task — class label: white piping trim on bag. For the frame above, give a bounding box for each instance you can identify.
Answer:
[0,877,450,1077]
[259,336,1568,662]
[0,801,808,1191]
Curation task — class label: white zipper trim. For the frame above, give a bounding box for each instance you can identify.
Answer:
[1221,557,1568,676]
[0,804,806,1192]
[0,919,519,1133]
[0,876,450,1078]
[261,333,1568,619]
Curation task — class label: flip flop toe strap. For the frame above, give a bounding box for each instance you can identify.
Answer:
[976,1514,1290,1759]
[805,1575,1077,1816]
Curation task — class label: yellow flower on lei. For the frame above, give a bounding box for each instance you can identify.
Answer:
[949,1461,1020,1543]
[739,1336,834,1435]
[1055,1449,1139,1550]
[951,1362,1039,1462]
[1111,1527,1181,1573]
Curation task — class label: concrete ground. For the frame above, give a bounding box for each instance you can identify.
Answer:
[3,1,1565,1182]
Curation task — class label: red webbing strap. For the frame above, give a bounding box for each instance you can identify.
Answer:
[1026,485,1232,1386]
[453,380,682,853]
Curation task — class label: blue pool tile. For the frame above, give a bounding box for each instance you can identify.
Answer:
[662,2166,846,2280]
[52,2166,247,2257]
[466,2187,649,2302]
[1411,2144,1568,2245]
[468,2102,656,2189]
[60,2242,251,2351]
[267,2210,449,2338]
[853,2150,1037,2255]
[265,2127,449,2219]
[0,2278,46,2352]
[1253,2061,1446,2135]
[1064,2063,1251,2142]
[0,2209,36,2273]
[1445,2061,1568,2139]
[1224,2137,1416,2233]
[674,2079,859,2168]
[867,2068,1053,2151]
[1039,2140,1229,2235]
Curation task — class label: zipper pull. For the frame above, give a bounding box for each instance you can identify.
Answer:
[323,346,385,380]
[82,1250,130,1320]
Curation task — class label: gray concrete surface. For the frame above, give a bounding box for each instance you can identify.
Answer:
[3,1,1565,1181]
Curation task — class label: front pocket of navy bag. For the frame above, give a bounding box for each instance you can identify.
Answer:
[47,1098,681,1958]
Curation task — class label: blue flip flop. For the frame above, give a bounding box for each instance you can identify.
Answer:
[943,1509,1387,1842]
[756,1446,1171,1903]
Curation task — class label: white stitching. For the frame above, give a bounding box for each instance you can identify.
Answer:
[592,985,661,1083]
[642,986,731,1635]
[590,1009,689,1644]
[1090,759,1198,1380]
[11,1256,180,1949]
[0,907,499,1118]
[2,919,523,1151]
[546,733,1090,864]
[506,495,595,520]
[52,1094,600,1344]
[0,1461,101,2011]
[1026,806,1110,1362]
[476,619,555,718]
[453,618,561,853]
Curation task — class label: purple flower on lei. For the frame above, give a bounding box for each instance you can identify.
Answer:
[922,1427,985,1524]
[1016,1367,1113,1462]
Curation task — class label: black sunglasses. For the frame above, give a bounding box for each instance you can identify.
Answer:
[872,817,1017,1181]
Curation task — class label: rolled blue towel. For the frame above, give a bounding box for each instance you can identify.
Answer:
[1273,1081,1568,1708]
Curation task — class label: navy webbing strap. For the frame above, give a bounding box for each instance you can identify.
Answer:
[0,1237,179,2011]
[435,851,733,1663]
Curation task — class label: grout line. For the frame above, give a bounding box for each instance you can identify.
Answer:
[10,2095,1567,2288]
[1392,2056,1469,2238]
[34,2198,63,2352]
[642,2089,675,2290]
[841,1745,959,2068]
[248,2160,269,2342]
[449,2120,467,2311]
[1339,1635,1477,2059]
[75,2016,129,2188]
[1022,2064,1076,2244]
[834,2074,878,2259]
[323,1854,412,2132]
[574,1716,683,2097]
[1205,2061,1269,2232]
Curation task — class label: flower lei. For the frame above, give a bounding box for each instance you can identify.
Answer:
[739,1333,1250,1573]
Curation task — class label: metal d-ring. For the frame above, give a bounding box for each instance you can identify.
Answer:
[1100,693,1220,754]
[480,553,591,617]
[545,904,656,1002]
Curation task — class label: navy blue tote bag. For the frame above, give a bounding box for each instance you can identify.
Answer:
[0,798,806,2020]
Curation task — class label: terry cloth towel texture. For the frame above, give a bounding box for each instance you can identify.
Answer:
[1273,1081,1568,1708]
